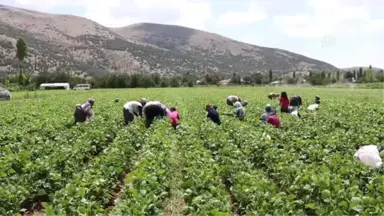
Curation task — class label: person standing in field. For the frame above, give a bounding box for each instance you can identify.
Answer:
[123,99,147,125]
[143,101,167,128]
[74,98,95,124]
[279,92,290,113]
[167,107,180,129]
[206,104,221,125]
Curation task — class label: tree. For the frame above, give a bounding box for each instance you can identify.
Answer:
[321,71,326,78]
[16,38,28,85]
[293,71,296,78]
[358,67,363,78]
[365,65,374,82]
[336,70,340,81]
[231,72,241,85]
[344,71,354,80]
[268,69,273,83]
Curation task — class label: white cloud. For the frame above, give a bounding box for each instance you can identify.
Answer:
[12,0,213,29]
[216,1,267,27]
[273,0,384,39]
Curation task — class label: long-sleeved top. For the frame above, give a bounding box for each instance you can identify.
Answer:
[290,96,302,107]
[267,115,280,128]
[233,101,245,120]
[207,108,221,125]
[167,110,180,125]
[260,110,276,122]
[123,101,143,116]
[227,95,241,103]
[143,101,166,118]
[280,97,289,109]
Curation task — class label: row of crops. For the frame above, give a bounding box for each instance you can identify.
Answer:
[0,87,383,215]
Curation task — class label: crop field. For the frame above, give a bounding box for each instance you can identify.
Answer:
[1,86,383,216]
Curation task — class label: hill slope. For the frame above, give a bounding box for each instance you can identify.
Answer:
[0,5,338,77]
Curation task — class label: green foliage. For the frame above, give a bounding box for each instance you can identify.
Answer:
[16,37,27,62]
[0,87,383,215]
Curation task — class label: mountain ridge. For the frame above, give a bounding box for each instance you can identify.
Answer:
[0,4,338,78]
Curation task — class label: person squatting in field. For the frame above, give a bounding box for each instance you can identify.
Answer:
[206,104,221,125]
[268,92,280,100]
[289,95,302,118]
[307,95,320,111]
[223,101,246,120]
[74,98,95,124]
[123,98,147,125]
[279,92,290,113]
[260,104,280,128]
[143,100,167,128]
[167,107,180,129]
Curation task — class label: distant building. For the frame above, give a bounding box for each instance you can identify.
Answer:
[39,83,70,90]
[270,80,284,86]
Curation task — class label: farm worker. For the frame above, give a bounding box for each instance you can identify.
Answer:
[260,104,276,122]
[267,114,281,128]
[268,92,280,100]
[307,96,320,111]
[123,100,146,125]
[167,107,180,129]
[223,101,246,120]
[226,95,241,106]
[74,98,95,124]
[279,92,290,113]
[354,145,383,169]
[289,95,302,109]
[206,104,221,125]
[143,101,167,128]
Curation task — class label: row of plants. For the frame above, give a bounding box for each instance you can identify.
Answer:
[112,122,173,215]
[44,123,147,215]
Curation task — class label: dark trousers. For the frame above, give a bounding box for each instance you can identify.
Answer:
[123,108,134,125]
[74,107,86,124]
[281,107,290,113]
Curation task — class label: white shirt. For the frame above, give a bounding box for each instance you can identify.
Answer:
[354,145,383,168]
[307,104,319,111]
[123,101,142,114]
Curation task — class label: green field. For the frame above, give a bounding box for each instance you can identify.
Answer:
[1,87,384,215]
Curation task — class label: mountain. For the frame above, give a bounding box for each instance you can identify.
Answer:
[0,4,338,78]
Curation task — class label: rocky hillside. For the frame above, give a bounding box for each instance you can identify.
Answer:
[0,4,338,78]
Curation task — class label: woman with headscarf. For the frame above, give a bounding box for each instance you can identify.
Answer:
[74,98,95,124]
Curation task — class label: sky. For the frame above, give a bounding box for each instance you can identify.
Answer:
[2,0,384,69]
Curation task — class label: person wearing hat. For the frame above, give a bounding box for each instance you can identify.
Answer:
[260,104,276,122]
[143,100,167,128]
[123,99,147,125]
[74,98,95,124]
[205,104,221,125]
